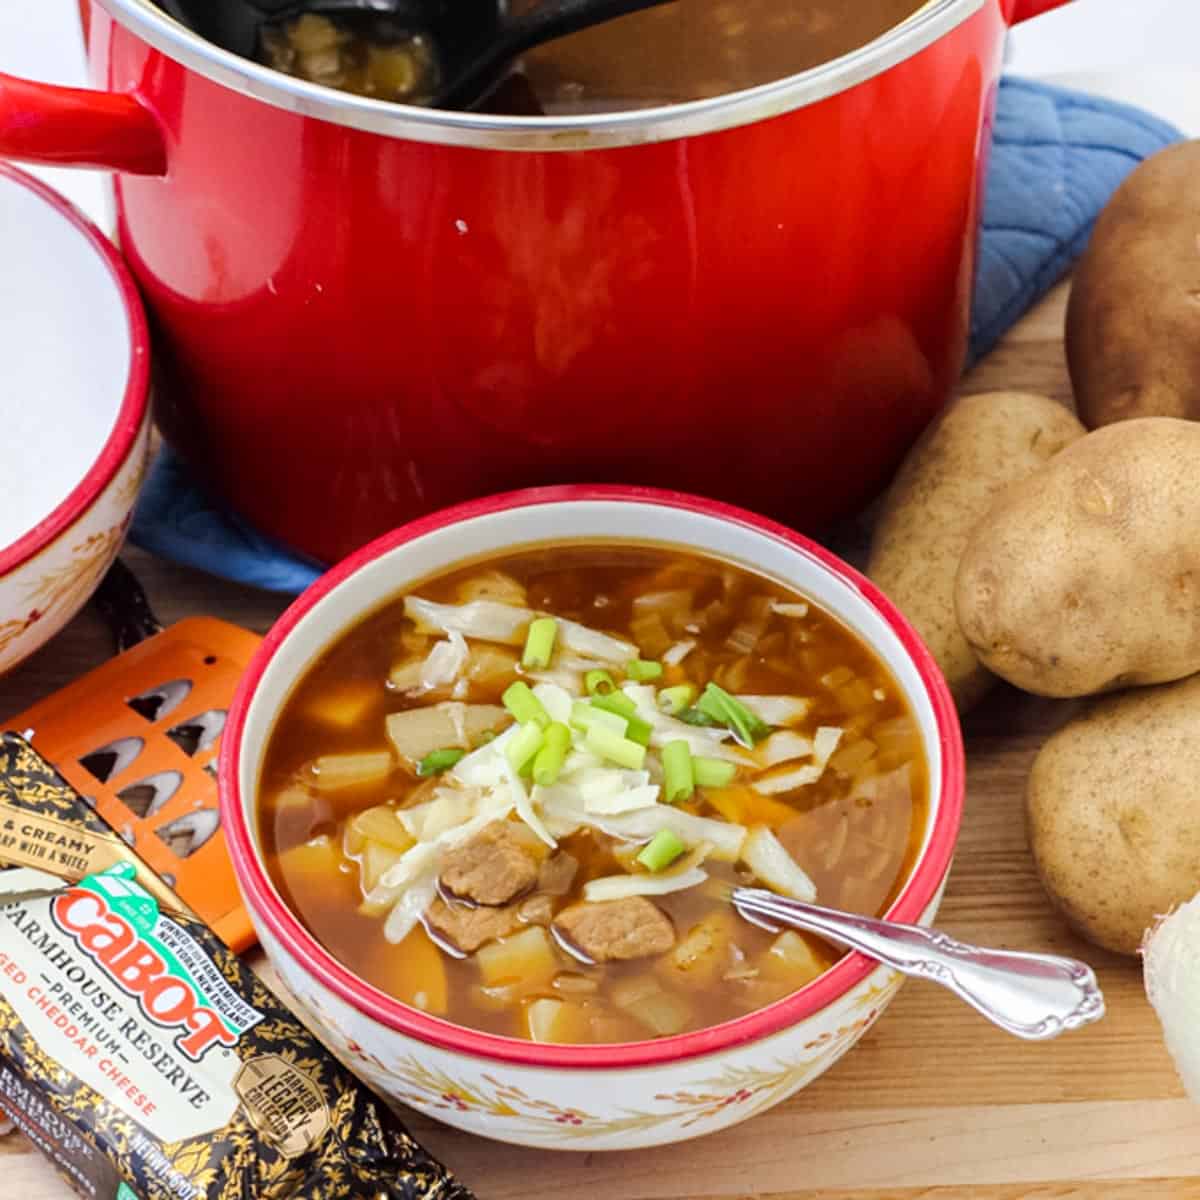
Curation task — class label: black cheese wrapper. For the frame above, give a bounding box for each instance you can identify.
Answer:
[0,734,476,1200]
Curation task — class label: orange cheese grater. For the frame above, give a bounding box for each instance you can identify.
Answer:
[10,614,263,952]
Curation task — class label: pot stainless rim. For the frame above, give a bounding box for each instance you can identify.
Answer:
[95,0,986,151]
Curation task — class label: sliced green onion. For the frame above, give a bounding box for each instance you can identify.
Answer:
[571,702,627,735]
[636,828,686,873]
[533,722,571,787]
[657,684,697,716]
[416,747,466,777]
[522,617,558,670]
[677,706,719,728]
[585,724,647,770]
[693,756,737,789]
[626,658,664,682]
[661,740,694,804]
[506,721,545,774]
[696,682,771,748]
[625,715,653,747]
[591,691,637,719]
[503,680,549,728]
[585,669,616,696]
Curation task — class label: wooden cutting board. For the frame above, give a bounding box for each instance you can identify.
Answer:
[6,280,1200,1199]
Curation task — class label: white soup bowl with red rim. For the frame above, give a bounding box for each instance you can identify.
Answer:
[0,164,151,675]
[220,486,964,1151]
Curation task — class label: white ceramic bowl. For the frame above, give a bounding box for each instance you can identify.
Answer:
[221,487,964,1151]
[0,165,151,673]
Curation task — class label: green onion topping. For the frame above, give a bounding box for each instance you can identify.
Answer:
[693,756,737,789]
[624,715,653,747]
[585,669,616,696]
[591,691,637,720]
[521,617,558,670]
[657,684,697,716]
[570,702,626,735]
[695,682,770,748]
[505,721,545,774]
[416,747,466,777]
[661,740,695,804]
[676,706,719,728]
[532,722,571,787]
[584,723,647,770]
[626,659,664,682]
[637,829,686,872]
[502,680,550,728]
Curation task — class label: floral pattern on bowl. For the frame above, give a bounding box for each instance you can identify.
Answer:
[0,420,149,674]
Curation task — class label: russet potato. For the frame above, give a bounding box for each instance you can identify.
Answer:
[1028,673,1200,955]
[868,391,1084,710]
[1066,141,1200,428]
[955,418,1200,698]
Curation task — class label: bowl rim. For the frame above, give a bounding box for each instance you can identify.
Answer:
[220,484,964,1070]
[0,164,150,576]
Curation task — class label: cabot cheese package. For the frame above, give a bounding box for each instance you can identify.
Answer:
[0,735,474,1200]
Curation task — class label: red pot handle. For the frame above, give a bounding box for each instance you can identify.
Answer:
[1009,0,1074,23]
[0,73,166,176]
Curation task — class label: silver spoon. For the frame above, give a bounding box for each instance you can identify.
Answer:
[731,886,1105,1041]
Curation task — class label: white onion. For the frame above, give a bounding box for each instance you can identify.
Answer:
[1145,893,1200,1100]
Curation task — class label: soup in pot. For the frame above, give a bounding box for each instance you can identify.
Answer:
[257,0,927,112]
[258,544,928,1045]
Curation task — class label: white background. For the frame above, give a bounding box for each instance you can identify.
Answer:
[0,0,1198,227]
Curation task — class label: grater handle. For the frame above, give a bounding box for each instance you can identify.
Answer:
[92,559,164,653]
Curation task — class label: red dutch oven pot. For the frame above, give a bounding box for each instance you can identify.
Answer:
[1,0,1068,565]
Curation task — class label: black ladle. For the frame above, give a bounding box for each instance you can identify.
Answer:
[157,0,677,111]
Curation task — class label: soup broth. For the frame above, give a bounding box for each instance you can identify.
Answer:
[257,0,927,113]
[259,544,928,1045]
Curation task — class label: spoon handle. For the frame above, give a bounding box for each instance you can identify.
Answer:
[437,0,677,109]
[731,888,1105,1041]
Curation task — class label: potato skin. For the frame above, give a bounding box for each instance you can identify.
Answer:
[867,391,1084,710]
[1066,141,1200,428]
[955,417,1200,698]
[1028,674,1200,955]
